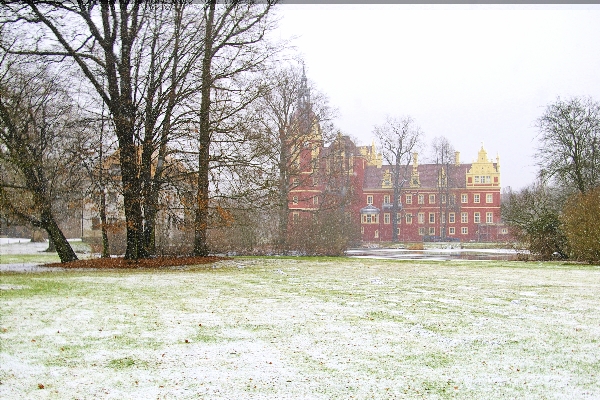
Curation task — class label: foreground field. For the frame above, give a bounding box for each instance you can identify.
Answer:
[1,258,599,399]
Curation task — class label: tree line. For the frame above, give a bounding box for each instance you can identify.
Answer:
[0,1,369,261]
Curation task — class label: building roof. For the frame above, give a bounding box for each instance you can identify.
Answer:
[360,204,380,214]
[363,163,476,190]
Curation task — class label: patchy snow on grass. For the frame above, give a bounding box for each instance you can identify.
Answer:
[1,258,600,399]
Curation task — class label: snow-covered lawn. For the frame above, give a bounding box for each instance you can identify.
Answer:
[1,258,599,399]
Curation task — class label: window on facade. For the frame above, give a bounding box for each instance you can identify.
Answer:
[313,196,319,205]
[474,176,480,184]
[449,227,455,235]
[461,212,468,223]
[406,194,412,204]
[461,227,468,234]
[418,194,424,204]
[486,212,493,223]
[486,193,493,203]
[419,227,426,236]
[292,212,299,222]
[367,195,373,205]
[441,213,446,224]
[293,178,300,186]
[429,194,435,204]
[429,227,435,235]
[429,213,435,223]
[406,213,413,224]
[418,212,425,224]
[501,228,508,234]
[361,226,364,234]
[449,194,456,205]
[449,212,455,223]
[313,176,319,186]
[292,196,298,205]
[396,213,402,223]
[441,194,446,203]
[374,230,379,239]
[384,195,390,204]
[474,194,480,203]
[474,212,480,223]
[363,214,378,224]
[384,213,390,224]
[461,194,468,203]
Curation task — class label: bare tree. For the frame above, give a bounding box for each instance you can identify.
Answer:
[0,2,279,258]
[536,96,600,194]
[0,60,78,262]
[501,181,568,260]
[429,136,456,239]
[374,116,423,243]
[254,63,337,252]
[0,1,157,258]
[191,1,277,256]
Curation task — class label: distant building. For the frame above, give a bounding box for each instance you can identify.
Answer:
[288,136,506,243]
[286,69,505,243]
[290,139,508,243]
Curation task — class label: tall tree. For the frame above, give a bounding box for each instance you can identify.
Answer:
[0,61,78,262]
[374,116,423,243]
[430,136,456,239]
[536,96,600,194]
[255,64,336,253]
[191,1,277,256]
[132,3,207,255]
[0,2,278,258]
[0,1,151,258]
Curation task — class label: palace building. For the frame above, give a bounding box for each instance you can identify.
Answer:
[288,135,506,243]
[284,69,506,244]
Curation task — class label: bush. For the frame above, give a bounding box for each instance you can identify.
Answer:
[501,183,569,260]
[287,209,361,256]
[561,187,600,263]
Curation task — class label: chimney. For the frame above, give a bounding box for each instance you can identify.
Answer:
[455,151,460,166]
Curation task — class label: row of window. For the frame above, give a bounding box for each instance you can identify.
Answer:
[291,196,319,205]
[474,175,492,184]
[366,193,495,206]
[361,211,495,224]
[292,176,320,187]
[361,226,509,237]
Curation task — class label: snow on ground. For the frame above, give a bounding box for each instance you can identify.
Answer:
[0,238,47,254]
[0,238,88,272]
[1,257,599,399]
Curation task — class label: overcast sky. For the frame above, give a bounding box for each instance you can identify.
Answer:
[272,4,600,190]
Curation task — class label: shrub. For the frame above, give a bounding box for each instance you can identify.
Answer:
[561,187,600,263]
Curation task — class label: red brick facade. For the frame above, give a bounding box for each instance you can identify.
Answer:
[289,136,507,243]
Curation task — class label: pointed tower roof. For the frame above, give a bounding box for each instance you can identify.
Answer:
[298,62,311,108]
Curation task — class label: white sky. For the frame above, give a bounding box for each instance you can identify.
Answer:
[273,4,600,190]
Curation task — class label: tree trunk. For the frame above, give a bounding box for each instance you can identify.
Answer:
[391,157,401,243]
[193,1,215,257]
[277,191,289,254]
[40,207,77,263]
[99,187,110,258]
[118,140,147,259]
[45,235,56,252]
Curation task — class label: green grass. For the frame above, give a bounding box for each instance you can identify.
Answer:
[1,257,600,399]
[0,253,60,264]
